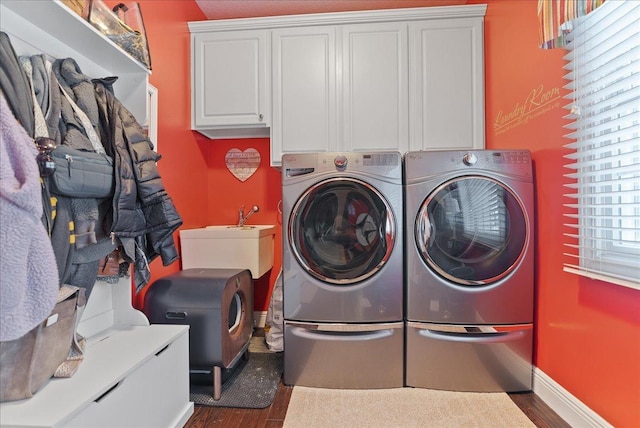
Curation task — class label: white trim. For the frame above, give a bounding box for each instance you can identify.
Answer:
[188,5,487,32]
[146,84,158,153]
[533,367,613,428]
[254,310,267,328]
[563,266,640,291]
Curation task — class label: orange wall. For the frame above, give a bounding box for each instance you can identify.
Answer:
[473,1,639,426]
[128,1,284,313]
[202,136,283,314]
[124,0,209,309]
[135,1,638,426]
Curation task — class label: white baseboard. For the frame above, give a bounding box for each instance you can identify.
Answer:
[253,311,267,328]
[533,367,612,428]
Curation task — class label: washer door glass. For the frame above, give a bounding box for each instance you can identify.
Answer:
[416,176,528,286]
[290,177,395,285]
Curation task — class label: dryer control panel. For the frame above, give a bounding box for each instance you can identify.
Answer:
[319,152,400,170]
[468,151,533,179]
[459,150,531,168]
[488,151,531,165]
[405,150,532,181]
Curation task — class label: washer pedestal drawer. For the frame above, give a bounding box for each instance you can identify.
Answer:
[284,321,404,389]
[405,321,533,392]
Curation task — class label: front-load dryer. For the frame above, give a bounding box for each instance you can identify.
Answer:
[404,149,534,392]
[282,152,404,389]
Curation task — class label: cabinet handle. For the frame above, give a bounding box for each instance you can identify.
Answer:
[95,381,122,403]
[259,114,264,121]
[165,311,187,320]
[155,344,170,357]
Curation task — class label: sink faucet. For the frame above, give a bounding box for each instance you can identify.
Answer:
[238,205,259,227]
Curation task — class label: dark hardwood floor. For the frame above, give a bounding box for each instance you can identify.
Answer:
[509,391,571,428]
[185,381,292,428]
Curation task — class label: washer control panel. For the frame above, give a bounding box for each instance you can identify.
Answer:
[283,152,403,181]
[320,152,401,171]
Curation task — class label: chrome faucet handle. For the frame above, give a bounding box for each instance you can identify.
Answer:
[239,205,259,227]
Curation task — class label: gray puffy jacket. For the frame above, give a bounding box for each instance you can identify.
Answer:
[94,79,182,292]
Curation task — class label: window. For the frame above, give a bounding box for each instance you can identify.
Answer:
[562,0,640,289]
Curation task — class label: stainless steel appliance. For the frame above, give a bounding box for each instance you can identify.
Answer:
[404,150,534,392]
[282,152,404,388]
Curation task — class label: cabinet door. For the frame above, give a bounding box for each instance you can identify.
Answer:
[342,22,409,154]
[65,331,191,428]
[271,26,337,166]
[409,18,485,151]
[192,30,268,130]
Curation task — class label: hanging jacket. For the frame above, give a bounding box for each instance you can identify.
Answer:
[0,32,34,138]
[93,79,182,292]
[51,58,113,291]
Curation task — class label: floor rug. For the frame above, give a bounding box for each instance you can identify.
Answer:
[190,337,283,409]
[283,386,535,428]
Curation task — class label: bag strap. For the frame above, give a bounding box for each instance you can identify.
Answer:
[19,57,49,139]
[56,81,106,154]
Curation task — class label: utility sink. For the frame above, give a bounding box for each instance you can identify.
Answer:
[179,225,275,278]
[205,225,275,237]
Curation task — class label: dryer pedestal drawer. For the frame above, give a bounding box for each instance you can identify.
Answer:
[284,321,404,389]
[405,322,533,392]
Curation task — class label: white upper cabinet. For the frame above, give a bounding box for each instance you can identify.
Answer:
[188,5,486,165]
[271,21,408,166]
[271,26,338,159]
[409,17,485,151]
[190,28,269,138]
[341,22,408,153]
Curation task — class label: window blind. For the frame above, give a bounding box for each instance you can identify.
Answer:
[562,0,640,289]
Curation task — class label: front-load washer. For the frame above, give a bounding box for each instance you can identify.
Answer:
[282,152,404,388]
[404,150,534,392]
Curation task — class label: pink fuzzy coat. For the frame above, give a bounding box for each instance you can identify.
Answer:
[0,92,58,341]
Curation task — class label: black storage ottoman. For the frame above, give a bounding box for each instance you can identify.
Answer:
[143,268,253,400]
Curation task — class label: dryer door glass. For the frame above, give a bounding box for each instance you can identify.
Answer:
[290,177,395,285]
[416,176,528,286]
